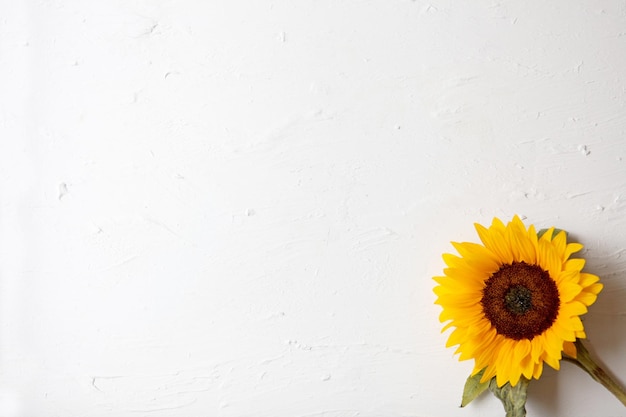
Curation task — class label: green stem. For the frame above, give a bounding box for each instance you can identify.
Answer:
[563,339,626,406]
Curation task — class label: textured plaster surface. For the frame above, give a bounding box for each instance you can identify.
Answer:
[1,1,626,416]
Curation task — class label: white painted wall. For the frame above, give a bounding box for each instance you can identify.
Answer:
[2,1,626,416]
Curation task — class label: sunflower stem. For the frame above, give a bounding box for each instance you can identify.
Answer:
[563,339,626,406]
[488,377,529,417]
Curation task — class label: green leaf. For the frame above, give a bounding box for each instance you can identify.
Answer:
[488,377,530,417]
[461,369,490,407]
[537,228,567,240]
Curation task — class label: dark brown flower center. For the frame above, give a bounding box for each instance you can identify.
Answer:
[481,261,560,340]
[504,285,533,315]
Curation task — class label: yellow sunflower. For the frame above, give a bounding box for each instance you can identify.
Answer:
[434,215,603,388]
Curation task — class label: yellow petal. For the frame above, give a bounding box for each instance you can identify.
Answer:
[533,361,544,380]
[558,282,583,302]
[579,272,600,287]
[564,243,584,259]
[563,341,577,358]
[565,258,586,272]
[551,230,567,258]
[575,291,598,307]
[544,352,561,370]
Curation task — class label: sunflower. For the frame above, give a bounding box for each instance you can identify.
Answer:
[433,215,603,388]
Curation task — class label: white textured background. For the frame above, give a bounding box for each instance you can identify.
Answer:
[2,1,626,416]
